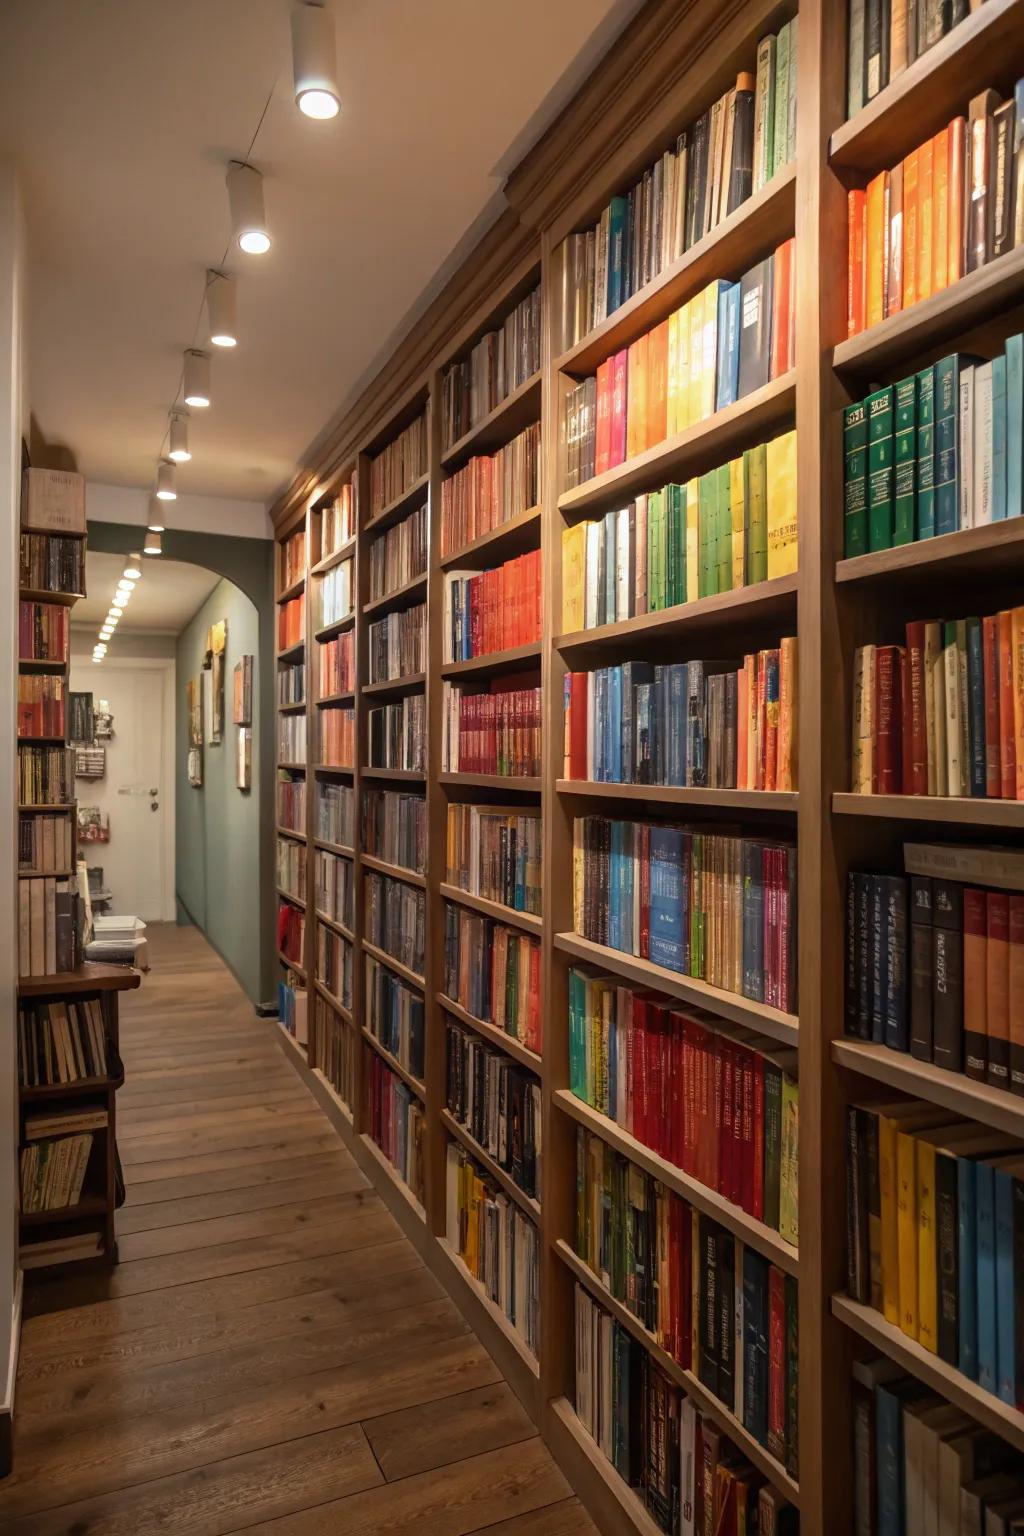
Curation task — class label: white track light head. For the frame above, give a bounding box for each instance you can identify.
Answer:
[123,559,142,580]
[183,349,211,408]
[226,161,271,255]
[144,529,163,555]
[156,461,176,501]
[292,2,340,119]
[206,270,237,347]
[168,411,191,462]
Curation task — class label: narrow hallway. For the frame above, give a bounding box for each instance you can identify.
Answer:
[0,925,593,1535]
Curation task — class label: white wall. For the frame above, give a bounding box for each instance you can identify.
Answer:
[87,482,273,541]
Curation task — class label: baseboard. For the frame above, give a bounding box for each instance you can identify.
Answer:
[174,895,264,1013]
[0,1268,24,1477]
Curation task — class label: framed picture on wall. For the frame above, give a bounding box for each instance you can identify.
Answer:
[187,678,202,747]
[233,655,253,726]
[187,747,202,787]
[201,668,214,746]
[236,727,252,790]
[211,651,225,743]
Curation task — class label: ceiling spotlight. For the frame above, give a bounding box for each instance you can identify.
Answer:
[156,461,176,501]
[123,560,142,580]
[94,643,107,655]
[183,349,211,408]
[117,578,135,592]
[112,593,129,609]
[105,610,120,624]
[206,270,237,347]
[168,411,191,462]
[144,529,163,555]
[100,628,113,639]
[92,655,104,664]
[292,2,340,119]
[226,161,271,255]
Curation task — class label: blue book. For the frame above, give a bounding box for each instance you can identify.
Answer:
[976,1159,998,1395]
[609,666,623,783]
[653,666,666,786]
[608,819,622,952]
[686,661,705,786]
[934,353,962,536]
[958,1155,978,1379]
[741,839,765,1001]
[607,196,628,315]
[916,365,936,539]
[875,1381,907,1536]
[620,826,634,956]
[648,825,684,972]
[667,664,687,786]
[966,618,987,798]
[679,830,692,974]
[994,1166,1016,1406]
[1008,333,1024,520]
[715,282,741,411]
[992,354,1008,521]
[741,1248,769,1446]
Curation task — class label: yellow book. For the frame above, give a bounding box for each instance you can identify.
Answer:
[729,456,745,589]
[915,1138,938,1353]
[896,1129,919,1339]
[561,521,588,633]
[573,819,584,937]
[667,310,679,437]
[765,430,798,577]
[699,283,718,421]
[675,302,691,434]
[688,292,705,426]
[685,478,700,602]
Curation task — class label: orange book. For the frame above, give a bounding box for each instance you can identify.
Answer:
[916,134,934,303]
[1000,609,1017,799]
[902,148,919,308]
[646,319,669,448]
[778,635,797,792]
[594,358,613,477]
[865,170,888,329]
[947,117,966,286]
[932,127,949,292]
[755,651,767,791]
[626,334,649,459]
[848,189,867,336]
[770,238,794,378]
[1013,606,1024,801]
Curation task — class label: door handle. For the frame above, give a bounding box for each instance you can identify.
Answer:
[150,801,159,811]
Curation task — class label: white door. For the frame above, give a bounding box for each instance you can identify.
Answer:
[67,657,176,921]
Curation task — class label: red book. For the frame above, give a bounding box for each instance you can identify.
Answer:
[905,621,928,794]
[899,648,912,795]
[1000,609,1017,799]
[875,644,904,794]
[767,1265,787,1459]
[610,347,628,467]
[751,1055,765,1221]
[682,1017,698,1177]
[670,1010,686,1169]
[709,1036,723,1195]
[566,672,587,779]
[1009,897,1024,1101]
[770,238,794,378]
[964,887,988,1082]
[983,614,1001,797]
[595,358,612,476]
[719,1042,734,1201]
[740,1048,755,1214]
[986,891,1010,1092]
[847,189,867,337]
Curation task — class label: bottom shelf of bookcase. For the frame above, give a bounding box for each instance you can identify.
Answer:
[435,1236,540,1420]
[357,1132,428,1225]
[276,1024,308,1066]
[831,1293,1024,1455]
[545,1396,664,1536]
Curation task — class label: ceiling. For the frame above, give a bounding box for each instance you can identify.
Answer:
[73,552,220,633]
[0,0,637,505]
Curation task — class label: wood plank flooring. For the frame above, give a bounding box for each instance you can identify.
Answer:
[1,923,596,1536]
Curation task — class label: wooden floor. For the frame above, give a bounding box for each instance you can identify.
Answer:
[1,923,595,1536]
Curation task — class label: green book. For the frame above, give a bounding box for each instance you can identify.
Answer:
[665,487,678,608]
[668,484,686,607]
[893,375,917,547]
[866,384,895,552]
[715,463,732,592]
[915,365,935,539]
[744,443,768,583]
[934,354,963,536]
[647,489,664,610]
[772,20,790,180]
[698,471,717,598]
[843,400,868,557]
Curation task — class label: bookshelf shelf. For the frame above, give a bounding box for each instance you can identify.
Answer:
[316,691,354,706]
[832,1037,1024,1139]
[18,657,68,671]
[363,471,430,538]
[832,792,1024,829]
[17,965,140,1000]
[439,772,541,793]
[313,613,355,642]
[555,572,799,657]
[18,804,75,814]
[831,1293,1024,1456]
[313,979,353,1026]
[17,869,74,880]
[276,762,307,772]
[361,854,426,889]
[358,1129,427,1223]
[18,588,84,607]
[557,372,797,518]
[835,518,1024,588]
[361,766,426,783]
[362,572,428,618]
[277,1025,308,1066]
[437,992,542,1072]
[276,952,304,978]
[440,1108,541,1220]
[314,763,354,776]
[313,838,354,857]
[277,699,306,714]
[276,888,306,909]
[438,882,543,935]
[311,536,355,576]
[441,370,542,469]
[276,640,305,662]
[440,505,542,571]
[20,1074,121,1102]
[556,780,798,812]
[556,1243,801,1504]
[361,1027,425,1100]
[361,940,425,991]
[20,1195,110,1227]
[547,1398,664,1536]
[553,932,799,1048]
[436,1236,540,1395]
[276,575,305,604]
[555,164,798,378]
[315,910,353,941]
[362,672,426,698]
[440,642,543,679]
[554,1090,798,1274]
[276,825,305,842]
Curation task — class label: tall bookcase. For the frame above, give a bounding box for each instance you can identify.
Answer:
[268,1,1024,1530]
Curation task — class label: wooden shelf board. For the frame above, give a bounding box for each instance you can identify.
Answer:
[315,910,354,941]
[313,613,355,642]
[17,965,140,999]
[835,518,1024,588]
[358,1130,428,1223]
[360,766,426,783]
[440,1108,541,1220]
[557,373,796,517]
[18,656,69,670]
[277,698,306,713]
[363,571,428,617]
[20,1196,109,1227]
[361,940,425,991]
[440,371,543,469]
[276,762,307,773]
[555,165,797,377]
[440,771,541,793]
[18,735,67,747]
[17,869,74,880]
[546,1398,665,1536]
[313,979,354,1025]
[314,763,355,777]
[276,825,306,842]
[554,932,799,1048]
[311,1067,354,1126]
[362,672,426,698]
[276,888,306,909]
[277,952,305,979]
[555,1248,800,1503]
[554,1090,798,1274]
[437,992,543,1072]
[20,1075,120,1101]
[18,805,75,814]
[555,572,798,656]
[310,537,355,576]
[361,854,426,889]
[440,505,542,571]
[19,589,84,607]
[276,640,305,662]
[832,1037,1024,1139]
[440,641,543,679]
[833,792,1024,828]
[363,471,430,537]
[556,780,798,811]
[832,1292,1024,1455]
[313,838,354,857]
[276,575,305,604]
[435,1237,540,1394]
[361,1027,426,1100]
[316,691,355,706]
[439,882,543,935]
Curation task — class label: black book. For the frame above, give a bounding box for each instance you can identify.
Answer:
[727,84,755,215]
[717,1229,736,1412]
[864,0,886,101]
[846,1105,869,1302]
[742,1247,769,1446]
[990,99,1017,260]
[882,875,909,1053]
[698,1214,719,1398]
[910,875,934,1062]
[784,1273,799,1479]
[686,112,709,253]
[935,1144,960,1367]
[870,874,886,1044]
[932,878,964,1072]
[737,256,774,400]
[864,1108,882,1312]
[1014,1178,1024,1417]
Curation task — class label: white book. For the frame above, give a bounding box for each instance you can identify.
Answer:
[944,636,963,795]
[680,1396,698,1536]
[584,522,601,630]
[959,364,975,528]
[615,507,630,622]
[593,205,609,328]
[973,360,994,524]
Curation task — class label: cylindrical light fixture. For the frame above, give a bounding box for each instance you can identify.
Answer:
[100,627,113,639]
[183,349,211,408]
[156,461,176,501]
[94,643,107,655]
[117,578,135,592]
[105,609,120,624]
[226,161,271,255]
[147,498,165,533]
[292,2,340,119]
[123,558,142,580]
[168,411,191,462]
[144,529,163,555]
[112,592,129,609]
[206,270,237,347]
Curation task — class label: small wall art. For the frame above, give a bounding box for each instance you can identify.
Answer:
[207,620,227,743]
[233,654,253,726]
[187,746,202,787]
[187,678,202,747]
[236,726,252,791]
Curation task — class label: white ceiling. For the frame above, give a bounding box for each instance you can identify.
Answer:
[0,0,636,504]
[73,552,220,633]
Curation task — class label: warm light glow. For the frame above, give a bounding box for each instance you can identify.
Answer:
[117,578,135,592]
[292,4,340,118]
[123,562,142,580]
[207,270,238,347]
[227,162,271,256]
[239,230,271,256]
[144,529,163,555]
[168,412,191,462]
[183,349,211,409]
[92,656,103,664]
[298,87,339,119]
[156,461,176,501]
[112,594,129,609]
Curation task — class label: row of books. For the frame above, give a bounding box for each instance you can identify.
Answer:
[369,413,428,515]
[319,704,354,770]
[848,89,1024,340]
[17,811,74,875]
[318,631,354,697]
[444,803,542,919]
[19,532,84,597]
[276,836,306,901]
[440,679,541,778]
[18,745,73,806]
[563,643,797,792]
[845,1101,1024,1405]
[20,1131,95,1215]
[569,969,799,1244]
[440,421,540,558]
[556,21,797,353]
[847,0,979,116]
[316,925,353,1009]
[560,434,797,636]
[277,901,304,966]
[368,502,427,601]
[573,819,798,1013]
[852,608,1024,800]
[19,600,68,662]
[367,696,425,772]
[445,1140,539,1353]
[314,848,353,929]
[68,692,93,745]
[366,954,425,1082]
[361,786,423,873]
[278,593,304,651]
[367,601,426,684]
[276,713,306,765]
[278,660,305,708]
[315,559,354,630]
[575,1127,799,1463]
[446,1023,541,1200]
[17,998,108,1087]
[573,1284,798,1534]
[277,975,307,1044]
[320,474,356,559]
[311,993,355,1109]
[17,876,81,977]
[315,779,351,848]
[563,245,796,492]
[17,675,65,740]
[363,1050,425,1201]
[281,527,305,590]
[442,549,542,663]
[365,871,425,977]
[442,902,542,1055]
[441,285,541,447]
[277,771,306,834]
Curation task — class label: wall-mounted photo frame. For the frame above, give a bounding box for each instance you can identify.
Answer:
[187,678,202,747]
[236,727,252,791]
[233,655,253,726]
[187,747,202,787]
[207,620,227,743]
[201,668,214,746]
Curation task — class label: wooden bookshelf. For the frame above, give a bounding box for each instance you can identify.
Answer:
[438,882,543,935]
[438,993,542,1072]
[832,1037,1024,1141]
[360,853,426,888]
[556,780,798,812]
[555,571,799,656]
[832,792,1024,828]
[440,1108,541,1220]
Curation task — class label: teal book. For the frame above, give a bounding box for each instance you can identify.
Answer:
[866,385,895,551]
[934,354,962,536]
[976,1158,997,1396]
[843,400,868,556]
[715,463,732,592]
[916,366,935,539]
[715,282,741,410]
[994,1167,1016,1406]
[607,196,628,315]
[958,1155,978,1380]
[1007,333,1023,520]
[893,374,917,546]
[992,354,1008,522]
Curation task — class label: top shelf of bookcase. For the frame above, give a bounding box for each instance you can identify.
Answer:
[18,964,141,999]
[19,588,84,608]
[363,472,431,539]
